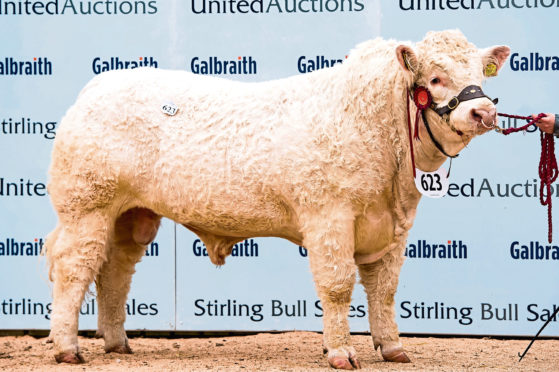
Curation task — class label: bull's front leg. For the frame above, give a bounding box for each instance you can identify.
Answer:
[358,244,410,363]
[302,205,360,370]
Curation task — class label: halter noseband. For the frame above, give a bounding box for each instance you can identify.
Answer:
[430,84,499,117]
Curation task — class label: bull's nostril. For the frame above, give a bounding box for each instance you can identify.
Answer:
[488,110,497,123]
[471,110,483,123]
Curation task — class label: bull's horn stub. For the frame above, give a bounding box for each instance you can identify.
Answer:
[414,167,450,198]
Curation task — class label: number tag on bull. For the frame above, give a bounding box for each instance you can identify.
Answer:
[414,167,449,198]
[161,102,178,116]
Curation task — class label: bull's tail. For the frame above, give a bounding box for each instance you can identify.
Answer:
[43,224,61,282]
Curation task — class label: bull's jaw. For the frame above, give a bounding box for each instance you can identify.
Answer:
[413,112,476,172]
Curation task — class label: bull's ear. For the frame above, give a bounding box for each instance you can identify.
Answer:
[482,45,510,77]
[396,45,418,76]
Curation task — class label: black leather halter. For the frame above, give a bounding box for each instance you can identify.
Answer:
[419,84,498,158]
[431,85,498,117]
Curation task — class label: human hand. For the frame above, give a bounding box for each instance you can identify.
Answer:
[533,113,556,134]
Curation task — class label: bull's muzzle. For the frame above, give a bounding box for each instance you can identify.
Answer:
[471,107,497,128]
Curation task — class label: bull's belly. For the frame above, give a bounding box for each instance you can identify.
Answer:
[143,181,302,243]
[178,211,302,244]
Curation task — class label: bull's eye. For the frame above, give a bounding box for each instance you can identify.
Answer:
[430,77,441,85]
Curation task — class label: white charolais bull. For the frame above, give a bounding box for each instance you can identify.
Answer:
[45,30,509,369]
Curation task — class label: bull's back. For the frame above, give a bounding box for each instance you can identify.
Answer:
[49,68,308,232]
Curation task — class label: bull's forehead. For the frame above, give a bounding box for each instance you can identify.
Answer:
[420,54,484,85]
[417,30,478,56]
[416,30,483,84]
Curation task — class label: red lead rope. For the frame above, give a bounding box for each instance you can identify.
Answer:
[499,113,558,243]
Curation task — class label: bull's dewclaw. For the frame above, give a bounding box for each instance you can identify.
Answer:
[44,30,509,368]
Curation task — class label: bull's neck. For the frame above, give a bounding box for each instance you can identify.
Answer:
[413,113,450,172]
[412,108,467,173]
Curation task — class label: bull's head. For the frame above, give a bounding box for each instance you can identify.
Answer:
[395,30,510,164]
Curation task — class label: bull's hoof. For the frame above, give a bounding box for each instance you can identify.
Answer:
[381,348,411,363]
[329,356,354,370]
[54,351,85,364]
[105,344,133,354]
[327,347,361,370]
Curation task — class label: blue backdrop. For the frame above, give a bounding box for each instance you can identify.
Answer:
[1,0,558,336]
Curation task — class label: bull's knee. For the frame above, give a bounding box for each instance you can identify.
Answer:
[131,208,161,245]
[313,258,356,300]
[317,272,355,304]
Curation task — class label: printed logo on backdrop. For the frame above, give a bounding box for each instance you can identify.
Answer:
[0,57,52,75]
[0,178,46,197]
[446,178,559,198]
[191,56,257,75]
[193,298,366,322]
[510,52,559,71]
[399,300,559,325]
[0,238,159,257]
[0,0,158,15]
[1,117,57,139]
[400,300,474,325]
[297,55,347,74]
[189,0,364,14]
[192,239,259,257]
[510,241,559,260]
[399,0,559,11]
[92,56,158,74]
[405,239,467,259]
[0,298,158,320]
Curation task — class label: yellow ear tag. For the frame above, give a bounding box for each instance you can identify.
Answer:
[485,63,497,77]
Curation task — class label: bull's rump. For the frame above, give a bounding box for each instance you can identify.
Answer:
[48,68,313,236]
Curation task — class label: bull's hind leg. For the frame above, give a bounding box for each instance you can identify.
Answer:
[96,208,161,353]
[358,246,410,363]
[48,211,113,363]
[302,205,360,370]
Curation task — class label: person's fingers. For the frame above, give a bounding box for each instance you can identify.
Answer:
[535,122,553,134]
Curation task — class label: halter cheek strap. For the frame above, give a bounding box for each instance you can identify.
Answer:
[421,110,459,158]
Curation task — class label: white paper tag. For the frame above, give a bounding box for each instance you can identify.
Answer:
[161,102,178,116]
[414,167,449,198]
